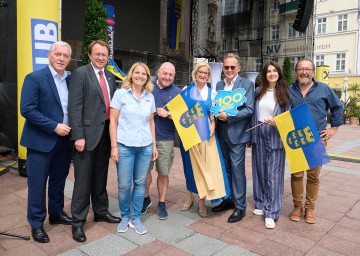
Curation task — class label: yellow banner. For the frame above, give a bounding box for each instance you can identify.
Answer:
[17,0,60,160]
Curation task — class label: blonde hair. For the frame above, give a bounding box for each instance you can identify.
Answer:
[191,62,211,82]
[223,53,241,66]
[122,62,153,93]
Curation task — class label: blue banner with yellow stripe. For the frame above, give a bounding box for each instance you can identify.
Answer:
[274,103,330,173]
[166,82,210,151]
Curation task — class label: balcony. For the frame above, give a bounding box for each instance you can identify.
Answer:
[279,0,299,14]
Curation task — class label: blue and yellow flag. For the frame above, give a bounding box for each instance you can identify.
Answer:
[169,0,182,49]
[106,59,127,81]
[274,103,330,173]
[166,82,210,151]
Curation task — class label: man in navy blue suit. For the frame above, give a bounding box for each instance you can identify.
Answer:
[20,41,73,243]
[213,53,254,223]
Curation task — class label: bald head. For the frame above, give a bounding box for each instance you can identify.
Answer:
[157,62,176,89]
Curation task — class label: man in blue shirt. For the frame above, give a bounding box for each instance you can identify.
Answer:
[289,58,342,224]
[141,62,181,220]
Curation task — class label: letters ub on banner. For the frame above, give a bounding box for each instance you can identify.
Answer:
[274,103,330,173]
[17,0,60,160]
[166,83,210,151]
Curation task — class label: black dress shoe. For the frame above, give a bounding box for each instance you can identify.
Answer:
[228,208,246,223]
[94,213,121,223]
[212,199,235,212]
[72,226,86,242]
[31,227,49,243]
[49,211,73,225]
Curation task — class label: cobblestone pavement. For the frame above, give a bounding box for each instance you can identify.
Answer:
[1,124,359,256]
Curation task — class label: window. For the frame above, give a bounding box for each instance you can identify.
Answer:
[272,25,279,40]
[288,23,306,38]
[255,58,262,72]
[290,56,303,70]
[317,18,327,34]
[234,38,239,50]
[338,14,348,32]
[336,53,346,71]
[298,31,306,37]
[290,57,297,70]
[315,55,325,66]
[288,23,296,38]
[222,40,226,51]
[272,0,279,10]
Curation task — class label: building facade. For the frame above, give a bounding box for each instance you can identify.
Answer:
[314,0,360,77]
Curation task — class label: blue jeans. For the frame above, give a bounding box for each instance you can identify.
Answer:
[116,143,153,220]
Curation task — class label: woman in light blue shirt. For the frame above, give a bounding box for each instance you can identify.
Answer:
[109,62,158,235]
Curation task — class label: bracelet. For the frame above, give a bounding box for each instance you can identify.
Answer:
[153,141,157,144]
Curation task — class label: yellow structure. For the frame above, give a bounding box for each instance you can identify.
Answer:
[17,0,61,165]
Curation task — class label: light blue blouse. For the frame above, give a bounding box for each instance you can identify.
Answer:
[110,88,156,147]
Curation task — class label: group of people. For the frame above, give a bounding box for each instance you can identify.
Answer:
[20,39,343,244]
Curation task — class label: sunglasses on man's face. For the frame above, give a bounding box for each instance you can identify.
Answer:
[223,66,237,70]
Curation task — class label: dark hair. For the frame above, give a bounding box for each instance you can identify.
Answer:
[88,40,110,55]
[295,58,315,71]
[256,61,290,108]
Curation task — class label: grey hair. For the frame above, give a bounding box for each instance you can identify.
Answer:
[48,41,72,56]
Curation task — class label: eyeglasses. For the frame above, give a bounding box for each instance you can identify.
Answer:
[198,71,209,75]
[223,66,237,70]
[296,68,313,72]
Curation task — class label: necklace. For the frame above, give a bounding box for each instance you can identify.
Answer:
[267,88,275,91]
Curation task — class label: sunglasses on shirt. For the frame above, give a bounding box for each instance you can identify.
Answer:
[223,66,237,70]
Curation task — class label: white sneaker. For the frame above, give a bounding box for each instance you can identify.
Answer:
[117,218,129,233]
[265,218,275,229]
[129,219,147,235]
[253,209,264,216]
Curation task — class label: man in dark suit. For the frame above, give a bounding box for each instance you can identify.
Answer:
[20,41,73,243]
[213,53,254,223]
[68,40,120,242]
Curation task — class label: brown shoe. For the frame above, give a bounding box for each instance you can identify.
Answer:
[305,208,316,224]
[289,207,303,222]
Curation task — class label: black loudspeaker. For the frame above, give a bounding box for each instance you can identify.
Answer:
[292,0,314,33]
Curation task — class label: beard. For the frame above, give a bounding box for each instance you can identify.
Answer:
[298,76,312,86]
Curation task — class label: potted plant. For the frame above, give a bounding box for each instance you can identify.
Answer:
[341,83,360,124]
[348,104,360,125]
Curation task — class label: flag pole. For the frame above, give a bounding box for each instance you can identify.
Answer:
[245,122,265,132]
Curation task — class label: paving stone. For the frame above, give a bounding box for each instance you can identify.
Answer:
[123,239,172,256]
[328,225,360,244]
[337,216,360,231]
[144,212,196,244]
[254,239,304,256]
[317,234,360,256]
[188,219,226,239]
[2,243,49,256]
[267,229,316,253]
[58,248,86,256]
[213,245,259,256]
[306,246,345,256]
[79,234,137,256]
[174,232,229,256]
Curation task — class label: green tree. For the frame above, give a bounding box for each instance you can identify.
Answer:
[282,57,293,85]
[80,0,107,65]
